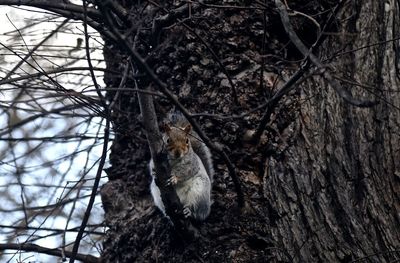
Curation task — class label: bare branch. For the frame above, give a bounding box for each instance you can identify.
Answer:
[105,0,131,26]
[98,0,244,208]
[0,67,115,86]
[274,0,377,107]
[0,224,104,236]
[69,2,111,262]
[42,7,118,42]
[108,10,199,236]
[0,42,104,115]
[251,62,309,143]
[2,19,69,81]
[0,104,87,137]
[0,193,96,213]
[0,243,100,263]
[136,79,198,239]
[149,0,239,105]
[0,0,101,20]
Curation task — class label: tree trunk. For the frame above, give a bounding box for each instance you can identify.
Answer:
[100,1,400,262]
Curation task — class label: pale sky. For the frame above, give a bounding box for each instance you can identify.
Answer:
[0,5,108,263]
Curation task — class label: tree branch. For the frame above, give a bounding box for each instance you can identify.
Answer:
[0,0,101,19]
[252,0,349,143]
[0,1,119,42]
[0,67,120,86]
[0,104,89,137]
[97,0,244,208]
[0,243,99,263]
[125,3,198,238]
[69,2,110,262]
[136,80,198,239]
[0,224,104,235]
[148,0,239,105]
[274,0,377,107]
[252,62,309,143]
[44,7,118,42]
[2,18,69,81]
[103,0,131,26]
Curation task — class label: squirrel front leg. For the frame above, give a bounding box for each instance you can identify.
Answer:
[166,173,179,186]
[166,164,191,186]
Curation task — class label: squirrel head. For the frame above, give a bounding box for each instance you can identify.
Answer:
[163,123,192,159]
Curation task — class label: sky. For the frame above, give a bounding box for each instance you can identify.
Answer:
[0,5,109,263]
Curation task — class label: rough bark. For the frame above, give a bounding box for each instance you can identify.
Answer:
[100,1,400,262]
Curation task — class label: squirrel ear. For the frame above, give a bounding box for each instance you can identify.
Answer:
[161,123,172,133]
[183,124,192,134]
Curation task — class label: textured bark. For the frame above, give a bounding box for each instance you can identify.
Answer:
[263,1,400,261]
[100,1,400,262]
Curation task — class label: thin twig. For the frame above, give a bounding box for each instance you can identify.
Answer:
[0,42,104,115]
[63,181,84,261]
[252,62,309,143]
[148,0,239,105]
[0,67,125,86]
[0,243,99,263]
[0,193,95,213]
[198,2,267,10]
[0,0,102,20]
[0,104,86,137]
[2,19,69,81]
[182,23,239,105]
[109,61,130,110]
[0,224,104,235]
[43,7,118,43]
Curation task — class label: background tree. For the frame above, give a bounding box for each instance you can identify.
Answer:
[0,0,399,262]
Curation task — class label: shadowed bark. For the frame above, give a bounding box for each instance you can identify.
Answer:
[99,1,400,262]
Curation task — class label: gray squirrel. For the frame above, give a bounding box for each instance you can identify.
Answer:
[149,113,214,221]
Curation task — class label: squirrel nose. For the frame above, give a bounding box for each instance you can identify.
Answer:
[174,151,181,158]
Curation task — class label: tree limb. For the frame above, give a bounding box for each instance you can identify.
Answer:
[252,62,310,143]
[69,2,111,262]
[252,0,350,143]
[148,0,239,106]
[0,243,100,263]
[0,0,101,19]
[0,67,123,86]
[274,0,377,107]
[125,3,198,238]
[97,0,244,207]
[136,80,198,239]
[2,18,69,81]
[103,0,131,26]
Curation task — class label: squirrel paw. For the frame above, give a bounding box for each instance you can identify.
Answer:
[166,175,178,186]
[183,206,192,218]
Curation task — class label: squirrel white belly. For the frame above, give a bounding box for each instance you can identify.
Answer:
[149,114,213,221]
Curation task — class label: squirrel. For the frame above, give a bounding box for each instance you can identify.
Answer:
[149,113,213,221]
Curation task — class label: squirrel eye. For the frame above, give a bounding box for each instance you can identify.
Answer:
[166,138,170,144]
[186,138,189,145]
